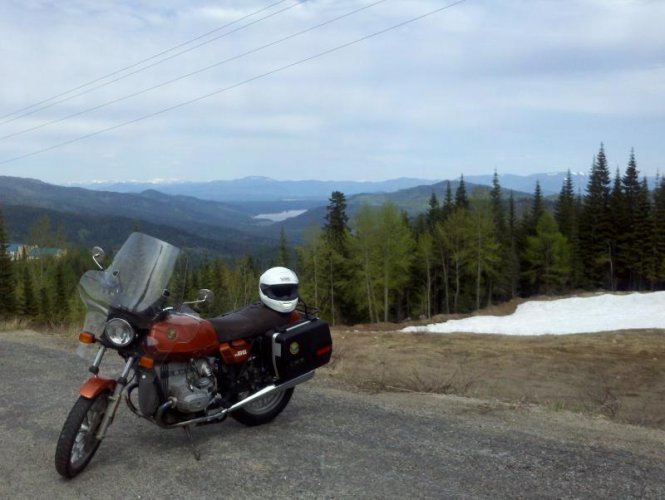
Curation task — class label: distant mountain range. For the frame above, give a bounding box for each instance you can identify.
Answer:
[0,171,607,256]
[69,172,613,202]
[69,176,440,202]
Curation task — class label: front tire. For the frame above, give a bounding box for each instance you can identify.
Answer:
[55,392,109,478]
[231,388,294,426]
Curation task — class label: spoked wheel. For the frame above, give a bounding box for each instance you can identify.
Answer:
[231,387,294,426]
[55,392,109,478]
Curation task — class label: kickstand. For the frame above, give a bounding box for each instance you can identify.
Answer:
[183,425,201,461]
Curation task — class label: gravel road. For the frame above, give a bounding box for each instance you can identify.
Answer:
[1,330,665,499]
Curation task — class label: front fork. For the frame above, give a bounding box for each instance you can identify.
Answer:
[79,346,136,441]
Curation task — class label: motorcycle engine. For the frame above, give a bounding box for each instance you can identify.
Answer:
[159,359,217,414]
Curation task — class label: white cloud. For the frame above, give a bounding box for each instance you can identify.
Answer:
[0,0,663,183]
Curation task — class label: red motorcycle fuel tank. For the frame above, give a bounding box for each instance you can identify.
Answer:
[145,314,219,360]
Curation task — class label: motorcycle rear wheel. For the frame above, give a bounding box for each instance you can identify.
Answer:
[55,392,109,478]
[231,387,294,426]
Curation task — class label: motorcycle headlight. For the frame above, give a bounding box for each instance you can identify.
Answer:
[104,318,135,347]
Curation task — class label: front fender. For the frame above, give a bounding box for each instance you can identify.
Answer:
[79,376,117,399]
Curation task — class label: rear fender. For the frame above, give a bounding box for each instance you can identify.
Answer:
[79,376,117,399]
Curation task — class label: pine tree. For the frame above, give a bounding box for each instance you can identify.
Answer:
[490,171,506,234]
[427,192,440,228]
[634,177,653,289]
[507,191,520,297]
[489,172,510,301]
[555,170,581,288]
[619,149,644,289]
[0,209,16,318]
[608,168,624,290]
[652,176,665,286]
[580,144,612,287]
[322,191,351,325]
[443,181,454,219]
[324,191,350,255]
[527,181,544,235]
[455,176,469,210]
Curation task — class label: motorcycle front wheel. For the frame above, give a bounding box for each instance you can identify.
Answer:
[55,391,109,478]
[231,387,294,426]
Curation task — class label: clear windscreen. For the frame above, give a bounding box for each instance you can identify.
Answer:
[78,232,181,335]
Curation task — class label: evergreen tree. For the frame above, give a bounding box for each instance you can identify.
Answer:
[528,181,544,235]
[608,168,624,290]
[507,191,520,297]
[489,172,510,301]
[555,170,581,288]
[427,193,440,228]
[0,209,16,317]
[634,177,653,289]
[652,176,665,286]
[619,150,645,289]
[455,176,469,210]
[490,171,506,234]
[580,144,612,287]
[443,181,454,219]
[324,191,350,255]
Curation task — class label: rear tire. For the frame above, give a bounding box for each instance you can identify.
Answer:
[55,392,109,478]
[231,388,294,426]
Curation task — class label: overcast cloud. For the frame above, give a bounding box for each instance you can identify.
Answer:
[0,0,663,184]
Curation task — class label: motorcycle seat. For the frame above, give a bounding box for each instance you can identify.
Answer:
[208,303,292,343]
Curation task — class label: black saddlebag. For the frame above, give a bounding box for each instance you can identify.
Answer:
[268,318,332,380]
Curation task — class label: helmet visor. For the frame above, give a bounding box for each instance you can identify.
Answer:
[261,283,299,301]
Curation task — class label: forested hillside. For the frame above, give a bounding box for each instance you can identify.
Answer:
[1,144,663,327]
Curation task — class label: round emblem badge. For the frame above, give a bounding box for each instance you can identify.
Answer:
[166,328,177,341]
[289,341,300,355]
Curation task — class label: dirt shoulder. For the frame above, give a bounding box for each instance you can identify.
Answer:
[320,326,665,429]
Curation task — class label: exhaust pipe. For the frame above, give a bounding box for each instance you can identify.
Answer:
[156,371,315,428]
[226,370,314,414]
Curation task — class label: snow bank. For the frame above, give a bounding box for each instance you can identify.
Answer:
[402,292,665,335]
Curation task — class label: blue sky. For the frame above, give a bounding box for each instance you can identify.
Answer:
[0,0,663,184]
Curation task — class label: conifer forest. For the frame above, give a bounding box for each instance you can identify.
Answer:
[1,144,664,327]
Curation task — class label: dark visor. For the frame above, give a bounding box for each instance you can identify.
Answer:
[261,283,298,300]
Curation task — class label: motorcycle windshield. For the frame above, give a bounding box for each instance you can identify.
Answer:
[79,232,181,335]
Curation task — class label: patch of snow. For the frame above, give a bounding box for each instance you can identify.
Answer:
[402,292,665,335]
[253,209,307,222]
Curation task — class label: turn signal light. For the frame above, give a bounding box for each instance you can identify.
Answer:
[138,356,154,369]
[79,332,96,344]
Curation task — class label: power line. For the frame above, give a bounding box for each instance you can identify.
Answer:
[0,0,388,142]
[0,0,468,167]
[0,0,298,125]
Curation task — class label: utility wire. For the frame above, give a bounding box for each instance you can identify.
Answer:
[0,0,388,142]
[0,0,298,125]
[0,0,468,167]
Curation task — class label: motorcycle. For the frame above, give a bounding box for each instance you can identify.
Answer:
[55,232,332,478]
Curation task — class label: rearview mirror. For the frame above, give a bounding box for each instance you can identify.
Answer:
[91,246,105,270]
[197,289,214,304]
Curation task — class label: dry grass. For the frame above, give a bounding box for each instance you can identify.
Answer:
[320,327,665,429]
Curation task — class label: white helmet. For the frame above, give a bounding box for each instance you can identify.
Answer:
[259,267,299,313]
